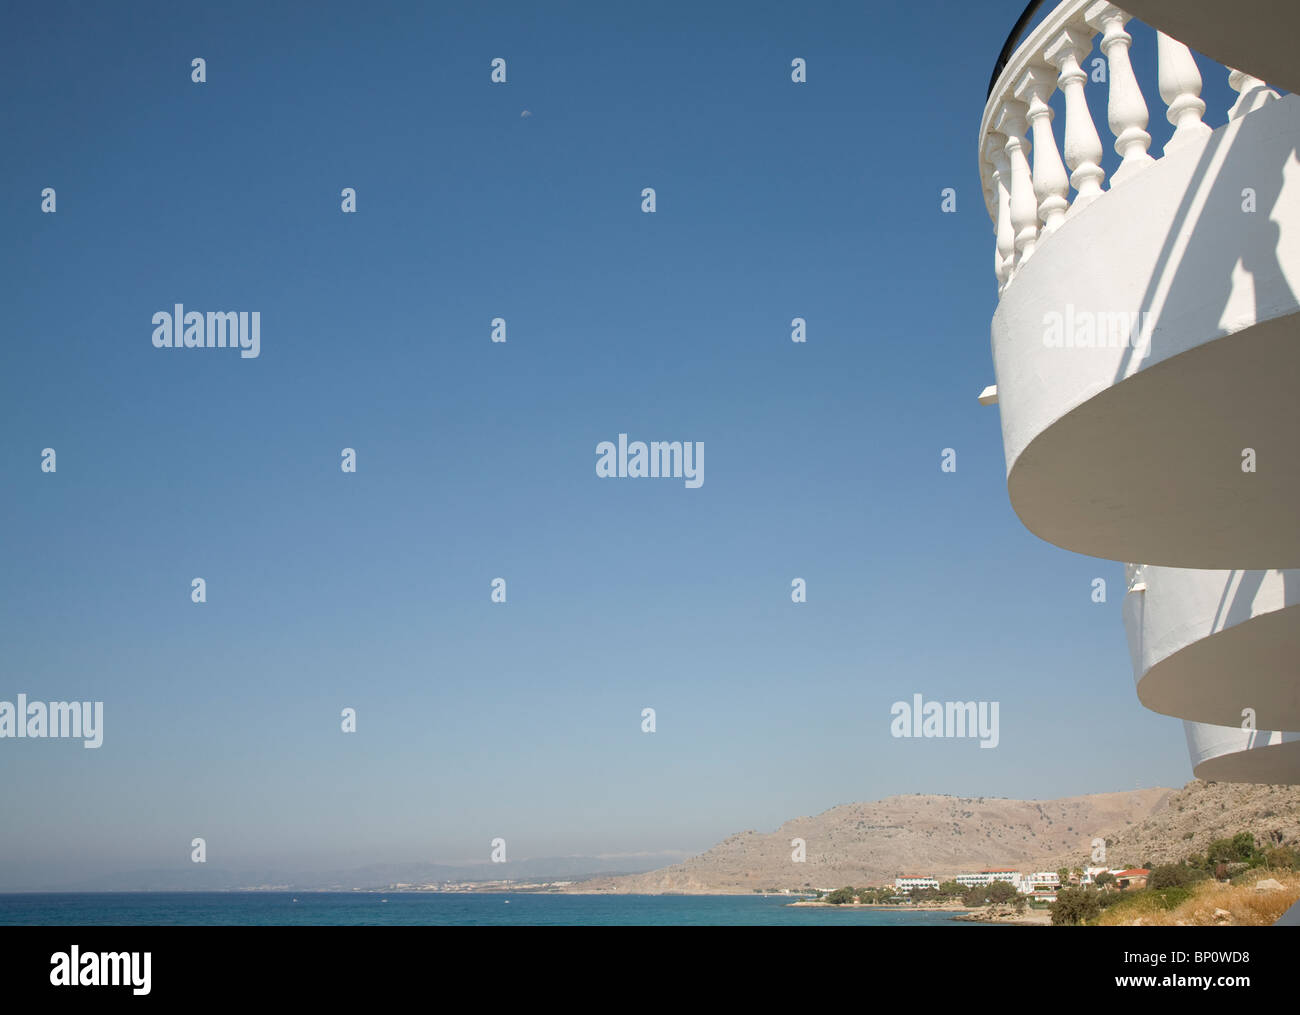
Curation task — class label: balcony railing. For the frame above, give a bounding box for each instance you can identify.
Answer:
[980,0,1279,292]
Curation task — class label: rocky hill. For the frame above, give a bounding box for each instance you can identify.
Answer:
[574,781,1300,893]
[575,787,1173,893]
[1043,779,1300,871]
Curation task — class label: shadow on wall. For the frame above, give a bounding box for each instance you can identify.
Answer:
[1210,569,1300,633]
[1215,568,1300,743]
[1114,91,1299,385]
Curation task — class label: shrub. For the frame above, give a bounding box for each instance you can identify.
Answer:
[1148,864,1205,890]
[1265,846,1297,871]
[1209,833,1258,865]
[987,881,1018,904]
[824,887,856,905]
[1052,887,1101,925]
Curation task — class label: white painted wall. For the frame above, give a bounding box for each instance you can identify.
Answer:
[990,94,1300,567]
[1123,566,1300,728]
[1183,720,1300,782]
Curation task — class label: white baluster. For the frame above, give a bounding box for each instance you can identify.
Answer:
[985,134,1015,289]
[1046,26,1106,215]
[1085,3,1153,186]
[1014,64,1071,235]
[1227,68,1279,121]
[1157,33,1210,152]
[994,100,1039,268]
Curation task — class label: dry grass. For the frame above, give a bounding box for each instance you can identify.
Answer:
[1097,872,1300,926]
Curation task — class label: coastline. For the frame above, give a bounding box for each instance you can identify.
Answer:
[785,901,968,912]
[952,907,1053,926]
[784,900,1052,924]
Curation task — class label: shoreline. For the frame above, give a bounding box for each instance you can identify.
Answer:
[785,901,970,912]
[784,900,1054,925]
[952,907,1054,926]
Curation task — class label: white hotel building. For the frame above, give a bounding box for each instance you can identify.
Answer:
[978,0,1299,783]
[954,869,1024,890]
[897,870,1053,895]
[893,876,941,892]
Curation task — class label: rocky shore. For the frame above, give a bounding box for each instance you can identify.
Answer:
[952,905,1053,925]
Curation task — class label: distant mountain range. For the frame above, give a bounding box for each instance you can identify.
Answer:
[11,854,683,893]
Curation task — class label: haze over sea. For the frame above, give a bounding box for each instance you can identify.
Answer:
[0,893,982,927]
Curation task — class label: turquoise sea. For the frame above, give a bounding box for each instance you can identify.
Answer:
[0,893,984,926]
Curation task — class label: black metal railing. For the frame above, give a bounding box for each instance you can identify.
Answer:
[988,0,1049,98]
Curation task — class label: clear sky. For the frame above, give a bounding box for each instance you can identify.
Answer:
[0,1,1243,888]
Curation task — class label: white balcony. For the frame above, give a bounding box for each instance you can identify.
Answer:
[1184,720,1300,783]
[981,1,1300,569]
[1122,564,1300,729]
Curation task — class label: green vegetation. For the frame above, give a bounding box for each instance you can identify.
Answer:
[986,880,1018,904]
[1265,846,1297,870]
[1207,832,1259,866]
[824,887,856,905]
[958,880,1023,910]
[1147,863,1207,890]
[1179,831,1300,879]
[1093,885,1195,921]
[1051,887,1100,925]
[1050,826,1299,925]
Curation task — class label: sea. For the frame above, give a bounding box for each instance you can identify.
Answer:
[0,893,984,927]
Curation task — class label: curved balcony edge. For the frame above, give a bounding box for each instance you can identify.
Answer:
[1123,566,1300,729]
[1119,0,1300,95]
[1184,720,1300,784]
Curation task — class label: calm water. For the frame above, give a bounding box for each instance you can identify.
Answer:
[0,893,981,926]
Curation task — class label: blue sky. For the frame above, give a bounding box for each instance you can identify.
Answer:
[0,1,1243,887]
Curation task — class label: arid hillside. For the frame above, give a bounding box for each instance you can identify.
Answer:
[1043,779,1300,871]
[576,781,1300,894]
[576,787,1174,893]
